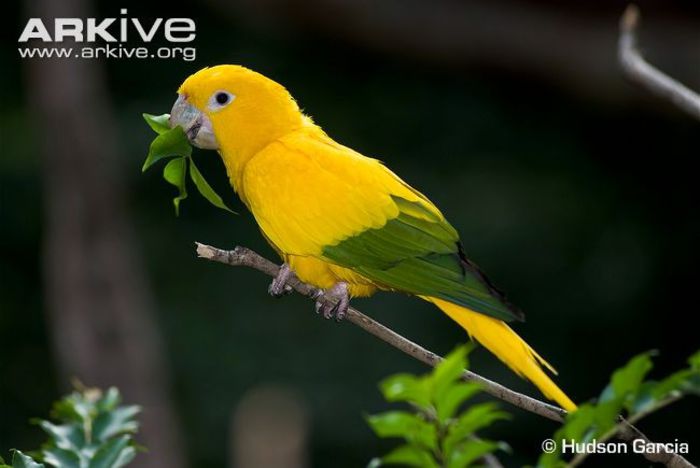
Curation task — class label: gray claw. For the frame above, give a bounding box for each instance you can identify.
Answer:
[314,282,349,321]
[268,263,293,297]
[311,289,324,300]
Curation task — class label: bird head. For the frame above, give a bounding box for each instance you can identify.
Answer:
[170,65,303,160]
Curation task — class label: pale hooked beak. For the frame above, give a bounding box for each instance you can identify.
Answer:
[169,94,219,150]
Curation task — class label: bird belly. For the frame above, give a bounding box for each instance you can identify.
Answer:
[285,254,378,297]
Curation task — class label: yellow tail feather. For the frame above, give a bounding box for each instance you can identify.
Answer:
[425,297,577,412]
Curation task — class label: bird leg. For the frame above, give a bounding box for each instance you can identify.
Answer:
[268,263,293,297]
[315,282,350,321]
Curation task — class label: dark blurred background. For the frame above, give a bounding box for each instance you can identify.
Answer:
[1,0,699,467]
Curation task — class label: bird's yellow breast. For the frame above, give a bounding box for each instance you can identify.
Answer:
[239,126,400,254]
[231,123,437,297]
[233,125,393,296]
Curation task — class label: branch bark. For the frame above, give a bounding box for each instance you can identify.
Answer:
[195,243,694,468]
[619,5,700,120]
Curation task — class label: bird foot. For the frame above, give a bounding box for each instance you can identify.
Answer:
[268,263,293,297]
[315,282,350,321]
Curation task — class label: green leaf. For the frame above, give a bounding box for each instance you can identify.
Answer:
[188,157,236,214]
[41,448,81,468]
[443,403,508,456]
[143,113,171,135]
[92,405,141,442]
[556,403,594,442]
[600,352,654,409]
[88,435,132,468]
[10,452,44,468]
[366,411,437,450]
[163,157,188,215]
[430,346,471,404]
[142,127,191,173]
[659,369,700,396]
[592,400,622,438]
[70,398,94,427]
[108,446,136,468]
[379,445,438,468]
[688,350,700,369]
[367,411,412,438]
[672,350,700,396]
[631,356,700,415]
[379,374,431,409]
[50,398,82,424]
[97,388,121,413]
[37,421,85,451]
[446,439,503,468]
[537,452,568,468]
[435,382,481,422]
[383,446,438,468]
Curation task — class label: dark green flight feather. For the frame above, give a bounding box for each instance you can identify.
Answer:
[322,196,523,322]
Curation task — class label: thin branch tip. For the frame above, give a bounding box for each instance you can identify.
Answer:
[618,4,700,120]
[621,4,640,33]
[195,242,212,258]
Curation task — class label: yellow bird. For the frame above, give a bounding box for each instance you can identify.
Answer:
[170,65,576,411]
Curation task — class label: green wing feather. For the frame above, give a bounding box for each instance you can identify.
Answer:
[322,196,523,322]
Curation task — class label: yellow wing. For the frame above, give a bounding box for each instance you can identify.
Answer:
[241,126,441,257]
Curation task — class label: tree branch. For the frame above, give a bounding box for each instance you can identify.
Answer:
[195,243,694,468]
[619,5,700,120]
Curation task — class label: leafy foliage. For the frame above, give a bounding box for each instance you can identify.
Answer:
[142,113,235,215]
[538,349,700,467]
[1,387,142,468]
[367,346,509,467]
[0,451,44,468]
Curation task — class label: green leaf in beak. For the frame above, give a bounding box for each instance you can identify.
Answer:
[189,158,236,214]
[143,111,236,216]
[163,157,188,216]
[142,113,171,134]
[142,125,192,172]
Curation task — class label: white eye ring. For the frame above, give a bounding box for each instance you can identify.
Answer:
[207,90,235,111]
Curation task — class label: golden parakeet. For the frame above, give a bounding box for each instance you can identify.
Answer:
[170,65,576,411]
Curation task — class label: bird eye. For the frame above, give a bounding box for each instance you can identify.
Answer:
[208,90,235,111]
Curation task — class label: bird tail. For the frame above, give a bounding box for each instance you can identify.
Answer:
[424,296,576,412]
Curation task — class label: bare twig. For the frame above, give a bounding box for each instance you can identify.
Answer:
[195,243,694,468]
[616,13,699,464]
[619,5,700,120]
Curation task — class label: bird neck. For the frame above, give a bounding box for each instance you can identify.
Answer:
[216,110,307,196]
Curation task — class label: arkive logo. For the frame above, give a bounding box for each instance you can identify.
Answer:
[18,9,197,61]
